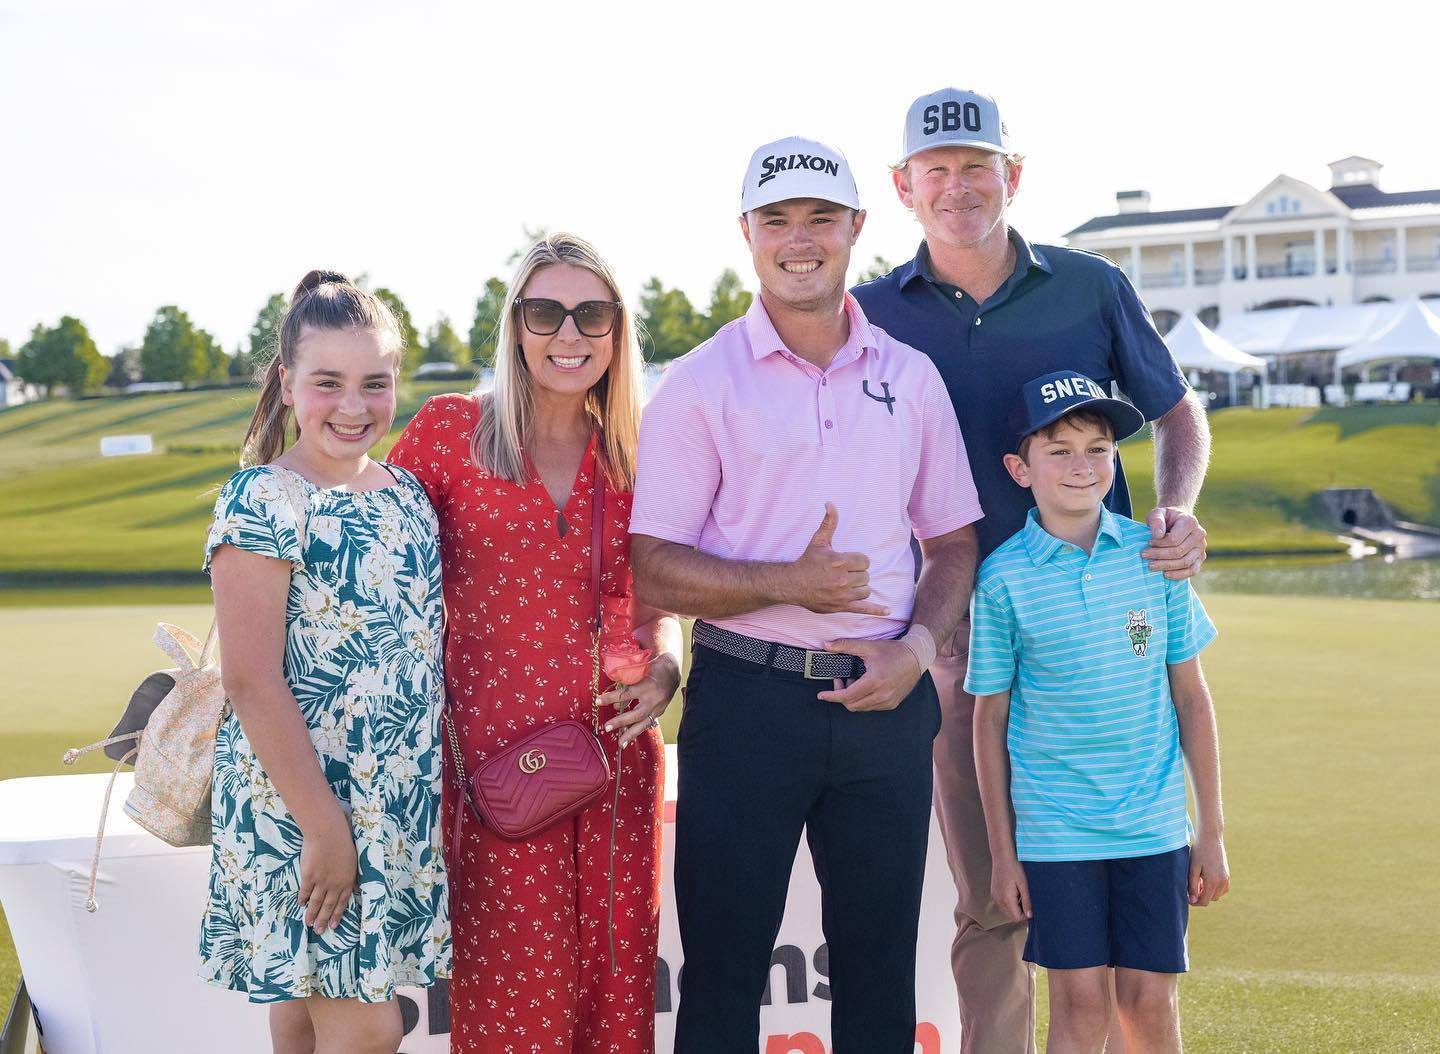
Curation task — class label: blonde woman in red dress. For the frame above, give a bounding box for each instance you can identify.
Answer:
[387,233,681,1053]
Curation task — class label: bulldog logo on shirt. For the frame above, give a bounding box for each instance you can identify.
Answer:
[1125,609,1154,656]
[862,380,896,416]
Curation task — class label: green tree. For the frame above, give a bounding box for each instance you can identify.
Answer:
[17,316,108,395]
[106,345,142,388]
[701,269,752,337]
[422,316,467,366]
[138,306,215,383]
[0,338,11,360]
[468,277,509,366]
[16,326,45,385]
[247,292,286,366]
[200,330,228,383]
[638,278,705,361]
[506,226,551,267]
[374,287,421,370]
[229,344,253,379]
[854,255,893,285]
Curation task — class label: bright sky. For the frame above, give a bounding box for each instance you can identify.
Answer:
[2,0,1435,355]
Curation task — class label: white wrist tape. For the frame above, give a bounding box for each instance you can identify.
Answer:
[900,624,937,672]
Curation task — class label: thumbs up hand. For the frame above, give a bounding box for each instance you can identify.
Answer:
[785,504,889,616]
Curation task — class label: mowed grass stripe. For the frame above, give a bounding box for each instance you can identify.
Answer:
[0,381,463,481]
[0,383,468,583]
[0,453,238,578]
[3,396,1439,563]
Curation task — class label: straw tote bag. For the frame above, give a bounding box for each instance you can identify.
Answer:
[63,468,310,909]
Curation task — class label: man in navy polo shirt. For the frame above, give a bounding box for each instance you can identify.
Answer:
[852,87,1212,1054]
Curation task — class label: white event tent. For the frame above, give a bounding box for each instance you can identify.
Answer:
[1334,298,1440,380]
[1216,301,1401,357]
[1163,312,1266,404]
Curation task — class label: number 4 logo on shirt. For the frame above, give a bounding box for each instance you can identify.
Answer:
[862,380,896,415]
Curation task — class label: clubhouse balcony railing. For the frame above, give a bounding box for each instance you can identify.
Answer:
[1254,262,1339,279]
[1230,263,1343,280]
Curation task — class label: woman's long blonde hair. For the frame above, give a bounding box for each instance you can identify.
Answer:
[474,233,643,491]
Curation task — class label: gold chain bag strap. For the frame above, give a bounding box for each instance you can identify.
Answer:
[443,449,624,966]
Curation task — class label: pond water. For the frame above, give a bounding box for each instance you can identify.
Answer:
[1196,554,1440,602]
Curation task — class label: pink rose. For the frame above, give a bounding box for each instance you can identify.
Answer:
[602,644,654,686]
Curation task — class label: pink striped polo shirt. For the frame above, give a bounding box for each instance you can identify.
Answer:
[630,292,982,649]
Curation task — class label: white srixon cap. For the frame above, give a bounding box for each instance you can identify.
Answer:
[740,136,860,214]
[900,88,1010,163]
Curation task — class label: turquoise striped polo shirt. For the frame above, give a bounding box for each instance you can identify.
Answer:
[965,507,1217,862]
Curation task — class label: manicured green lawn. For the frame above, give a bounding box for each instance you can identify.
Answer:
[1123,404,1440,555]
[4,398,1439,593]
[3,594,1437,1051]
[0,381,463,479]
[0,382,463,591]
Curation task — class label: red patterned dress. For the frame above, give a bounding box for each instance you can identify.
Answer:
[388,393,663,1054]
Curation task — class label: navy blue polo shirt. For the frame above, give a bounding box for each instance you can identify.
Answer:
[852,230,1189,561]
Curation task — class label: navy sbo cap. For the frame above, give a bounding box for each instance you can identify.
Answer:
[1010,370,1146,453]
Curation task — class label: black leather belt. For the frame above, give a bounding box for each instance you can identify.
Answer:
[692,620,865,680]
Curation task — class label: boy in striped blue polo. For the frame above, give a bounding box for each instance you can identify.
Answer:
[968,370,1230,1053]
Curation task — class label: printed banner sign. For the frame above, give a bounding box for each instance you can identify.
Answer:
[99,434,154,457]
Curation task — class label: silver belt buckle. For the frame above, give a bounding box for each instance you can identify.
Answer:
[802,650,827,680]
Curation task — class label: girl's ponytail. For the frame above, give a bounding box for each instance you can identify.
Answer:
[241,353,289,467]
[292,269,349,300]
[237,269,405,467]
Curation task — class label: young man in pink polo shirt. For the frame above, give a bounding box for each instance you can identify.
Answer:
[630,136,983,1053]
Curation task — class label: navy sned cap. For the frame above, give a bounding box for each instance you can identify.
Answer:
[1010,370,1146,452]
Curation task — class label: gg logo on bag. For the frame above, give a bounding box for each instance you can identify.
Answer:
[518,749,547,774]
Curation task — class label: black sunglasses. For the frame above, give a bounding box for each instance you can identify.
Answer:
[514,297,622,338]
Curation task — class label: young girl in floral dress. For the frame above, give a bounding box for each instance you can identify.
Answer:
[201,271,449,1054]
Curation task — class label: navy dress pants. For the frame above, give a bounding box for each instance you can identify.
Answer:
[673,644,941,1054]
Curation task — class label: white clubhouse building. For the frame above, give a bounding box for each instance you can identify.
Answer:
[1065,157,1440,391]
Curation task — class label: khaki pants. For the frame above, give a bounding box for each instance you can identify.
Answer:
[930,615,1038,1054]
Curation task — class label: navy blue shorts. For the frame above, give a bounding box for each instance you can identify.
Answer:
[1022,847,1190,973]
